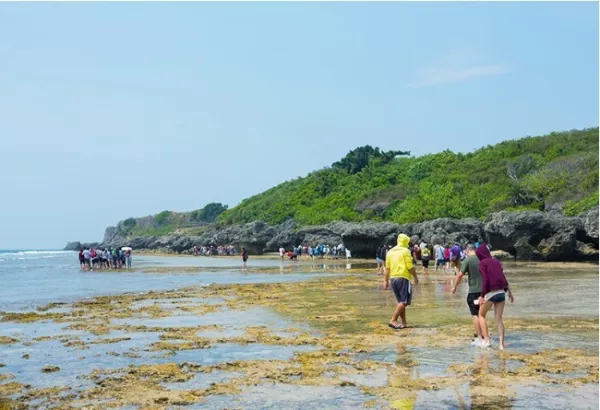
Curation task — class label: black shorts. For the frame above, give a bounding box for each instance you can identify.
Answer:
[422,259,430,268]
[242,257,248,262]
[391,278,412,305]
[467,293,480,316]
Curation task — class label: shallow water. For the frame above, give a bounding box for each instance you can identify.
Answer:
[0,251,331,311]
[0,252,597,409]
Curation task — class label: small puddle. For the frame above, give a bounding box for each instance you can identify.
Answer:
[172,343,317,364]
[189,384,386,409]
[162,370,244,391]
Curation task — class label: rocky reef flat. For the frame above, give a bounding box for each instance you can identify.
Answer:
[1,262,598,409]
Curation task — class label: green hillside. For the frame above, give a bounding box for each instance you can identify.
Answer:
[219,128,599,226]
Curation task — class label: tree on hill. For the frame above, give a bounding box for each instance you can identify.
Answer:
[332,146,410,175]
[190,202,228,223]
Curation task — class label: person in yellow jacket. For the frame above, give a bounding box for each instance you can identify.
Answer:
[384,233,419,329]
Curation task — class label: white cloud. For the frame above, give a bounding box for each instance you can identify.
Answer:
[414,64,511,87]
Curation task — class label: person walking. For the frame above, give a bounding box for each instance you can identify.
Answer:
[475,244,514,350]
[451,244,484,346]
[241,247,248,272]
[78,249,85,270]
[376,245,384,274]
[450,243,462,275]
[443,246,451,273]
[384,234,419,330]
[420,243,431,274]
[434,244,444,273]
[125,250,132,269]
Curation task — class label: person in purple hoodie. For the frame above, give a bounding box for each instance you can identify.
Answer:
[475,244,514,350]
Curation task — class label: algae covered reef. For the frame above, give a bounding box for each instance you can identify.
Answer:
[0,266,598,409]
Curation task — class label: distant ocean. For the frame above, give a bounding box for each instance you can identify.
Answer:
[0,249,72,263]
[0,249,310,312]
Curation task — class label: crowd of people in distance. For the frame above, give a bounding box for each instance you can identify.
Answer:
[78,247,132,271]
[279,244,351,262]
[382,235,512,350]
[376,241,487,276]
[192,245,236,256]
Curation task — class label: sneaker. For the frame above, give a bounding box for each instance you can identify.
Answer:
[479,340,491,349]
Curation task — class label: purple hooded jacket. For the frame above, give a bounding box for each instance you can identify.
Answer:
[475,244,509,296]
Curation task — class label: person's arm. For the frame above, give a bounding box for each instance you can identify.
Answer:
[383,255,390,289]
[506,285,514,303]
[452,272,465,294]
[478,263,488,305]
[503,268,514,303]
[410,266,418,285]
[452,259,469,293]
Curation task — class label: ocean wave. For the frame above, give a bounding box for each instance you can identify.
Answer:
[0,250,72,257]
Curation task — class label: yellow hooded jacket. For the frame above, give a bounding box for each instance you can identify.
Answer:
[385,234,414,281]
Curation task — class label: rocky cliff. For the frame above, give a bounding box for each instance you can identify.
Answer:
[66,207,599,262]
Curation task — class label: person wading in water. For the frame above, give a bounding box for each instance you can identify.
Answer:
[452,244,484,346]
[384,234,419,330]
[241,247,248,272]
[475,244,514,349]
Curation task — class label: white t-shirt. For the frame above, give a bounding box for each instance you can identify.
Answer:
[279,248,285,256]
[83,250,90,259]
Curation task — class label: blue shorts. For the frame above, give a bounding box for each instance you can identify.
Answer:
[391,278,412,305]
[489,293,506,303]
[376,257,383,263]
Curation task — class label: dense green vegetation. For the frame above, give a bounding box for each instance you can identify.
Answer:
[218,128,599,226]
[190,203,228,223]
[117,203,228,236]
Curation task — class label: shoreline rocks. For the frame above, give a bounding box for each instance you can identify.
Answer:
[66,207,599,262]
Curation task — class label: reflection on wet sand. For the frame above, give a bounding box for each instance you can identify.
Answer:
[0,262,597,409]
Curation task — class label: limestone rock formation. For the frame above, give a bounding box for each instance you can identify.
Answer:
[66,207,599,262]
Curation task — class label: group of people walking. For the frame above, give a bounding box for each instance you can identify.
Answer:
[383,234,512,350]
[279,244,351,261]
[192,245,236,256]
[78,247,132,270]
[378,241,486,276]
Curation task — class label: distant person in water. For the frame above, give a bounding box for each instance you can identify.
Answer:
[420,242,431,274]
[376,245,384,274]
[476,243,514,350]
[384,234,419,330]
[125,250,132,269]
[78,249,85,270]
[241,247,248,272]
[450,243,462,275]
[434,244,445,273]
[83,248,91,271]
[443,245,451,273]
[452,244,484,346]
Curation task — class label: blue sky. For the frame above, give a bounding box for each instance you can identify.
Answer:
[0,2,597,249]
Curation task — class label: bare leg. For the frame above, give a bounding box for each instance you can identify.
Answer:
[478,301,494,345]
[494,301,506,350]
[471,315,483,339]
[390,303,408,327]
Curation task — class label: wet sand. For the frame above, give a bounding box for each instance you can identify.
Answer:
[0,261,597,409]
